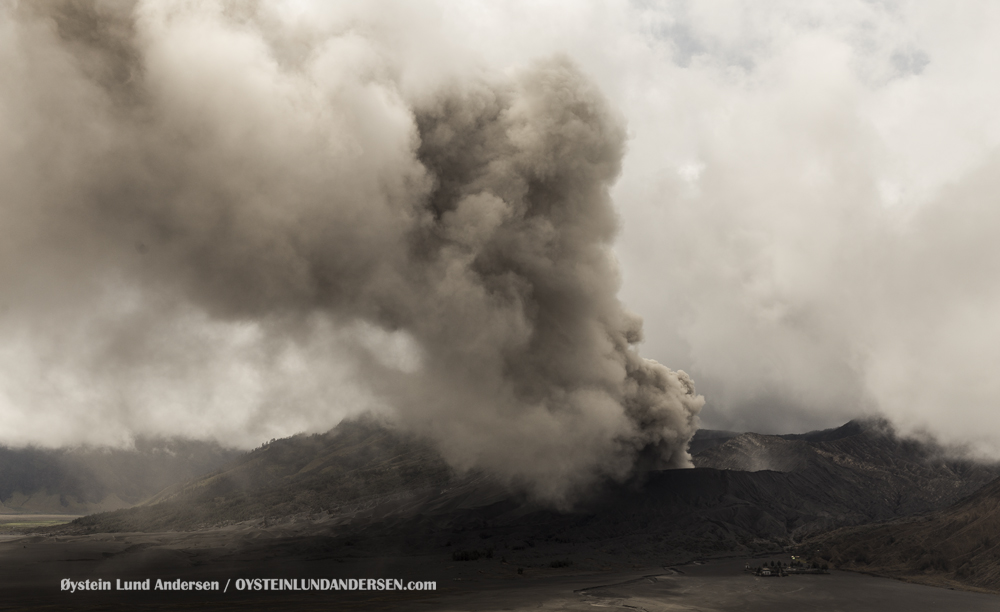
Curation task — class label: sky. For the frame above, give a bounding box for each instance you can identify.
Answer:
[3,0,1000,479]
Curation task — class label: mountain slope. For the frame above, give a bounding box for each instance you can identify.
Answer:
[807,475,1000,592]
[74,418,485,532]
[687,428,740,455]
[0,439,242,515]
[693,420,1000,521]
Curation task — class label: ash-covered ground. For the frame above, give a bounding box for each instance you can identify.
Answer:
[2,533,998,611]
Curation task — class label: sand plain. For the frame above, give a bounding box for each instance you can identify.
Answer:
[0,524,997,611]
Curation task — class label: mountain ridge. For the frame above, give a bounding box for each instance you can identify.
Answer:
[694,419,1000,521]
[53,416,1000,574]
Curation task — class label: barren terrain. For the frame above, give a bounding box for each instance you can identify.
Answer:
[1,527,997,611]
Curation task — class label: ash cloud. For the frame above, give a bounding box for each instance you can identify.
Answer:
[0,1,701,502]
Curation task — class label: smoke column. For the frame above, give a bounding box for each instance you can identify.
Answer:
[0,1,702,501]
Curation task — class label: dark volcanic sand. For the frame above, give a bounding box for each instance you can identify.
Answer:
[1,527,997,611]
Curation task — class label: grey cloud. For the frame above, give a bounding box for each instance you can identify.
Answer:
[0,1,701,503]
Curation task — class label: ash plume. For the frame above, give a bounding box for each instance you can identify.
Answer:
[0,0,702,502]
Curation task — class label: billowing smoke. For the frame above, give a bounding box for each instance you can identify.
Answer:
[0,1,701,501]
